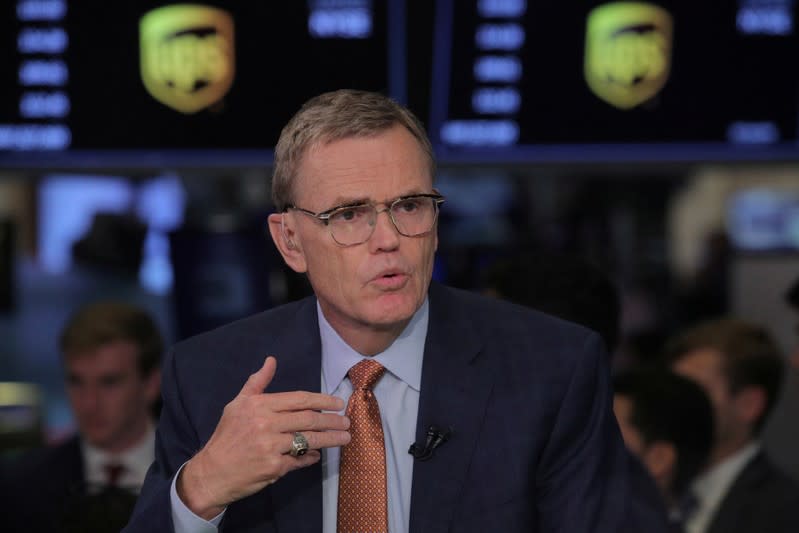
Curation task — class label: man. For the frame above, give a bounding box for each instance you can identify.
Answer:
[613,369,714,528]
[4,301,164,532]
[125,89,629,532]
[667,318,799,533]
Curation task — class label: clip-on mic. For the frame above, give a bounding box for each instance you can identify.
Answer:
[408,425,452,461]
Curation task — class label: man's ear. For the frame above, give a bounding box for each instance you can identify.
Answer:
[734,386,767,427]
[268,212,308,273]
[642,440,677,486]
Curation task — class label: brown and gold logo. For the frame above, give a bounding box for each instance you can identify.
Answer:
[140,4,235,114]
[584,2,673,109]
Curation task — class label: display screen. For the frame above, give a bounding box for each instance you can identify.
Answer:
[0,0,405,168]
[429,0,799,163]
[728,188,799,252]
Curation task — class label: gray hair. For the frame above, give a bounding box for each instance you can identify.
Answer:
[271,89,435,211]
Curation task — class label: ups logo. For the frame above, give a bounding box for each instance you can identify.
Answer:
[140,4,235,114]
[584,2,673,110]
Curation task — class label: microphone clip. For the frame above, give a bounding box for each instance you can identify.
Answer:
[408,425,452,461]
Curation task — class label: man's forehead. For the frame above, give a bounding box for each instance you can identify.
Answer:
[66,341,139,368]
[293,133,433,209]
[674,347,728,382]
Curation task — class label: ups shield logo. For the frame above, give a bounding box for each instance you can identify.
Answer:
[584,2,672,110]
[140,4,235,114]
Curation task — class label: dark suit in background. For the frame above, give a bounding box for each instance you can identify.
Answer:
[705,452,799,533]
[3,436,138,533]
[126,283,629,532]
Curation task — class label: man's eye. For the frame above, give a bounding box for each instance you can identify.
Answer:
[396,199,421,213]
[331,206,368,223]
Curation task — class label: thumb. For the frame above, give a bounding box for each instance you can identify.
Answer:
[239,356,277,396]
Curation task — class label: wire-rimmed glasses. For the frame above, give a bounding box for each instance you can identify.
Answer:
[286,193,445,246]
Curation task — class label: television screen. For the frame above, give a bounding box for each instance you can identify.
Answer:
[429,0,799,163]
[0,0,406,168]
[727,187,799,252]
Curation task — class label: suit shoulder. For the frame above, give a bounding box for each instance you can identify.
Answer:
[747,453,799,500]
[432,283,602,348]
[4,435,82,486]
[171,297,315,360]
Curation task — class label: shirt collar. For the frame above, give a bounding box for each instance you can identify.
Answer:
[692,441,761,514]
[319,298,428,394]
[83,421,156,474]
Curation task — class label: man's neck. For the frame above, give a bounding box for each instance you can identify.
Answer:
[319,308,411,356]
[709,435,753,468]
[341,326,407,356]
[92,418,153,456]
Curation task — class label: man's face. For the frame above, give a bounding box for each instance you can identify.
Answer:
[275,125,437,348]
[613,394,646,455]
[672,348,743,454]
[613,394,676,497]
[65,341,159,453]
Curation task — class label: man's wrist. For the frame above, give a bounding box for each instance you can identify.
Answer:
[177,454,226,520]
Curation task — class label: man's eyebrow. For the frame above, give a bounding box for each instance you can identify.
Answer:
[328,191,430,208]
[327,196,371,209]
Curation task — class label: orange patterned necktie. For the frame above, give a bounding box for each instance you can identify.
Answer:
[337,359,388,533]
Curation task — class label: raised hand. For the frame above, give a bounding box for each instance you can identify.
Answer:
[176,356,350,518]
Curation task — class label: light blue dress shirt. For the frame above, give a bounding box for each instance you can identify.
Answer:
[170,299,428,532]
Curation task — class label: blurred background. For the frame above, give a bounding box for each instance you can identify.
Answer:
[0,0,798,478]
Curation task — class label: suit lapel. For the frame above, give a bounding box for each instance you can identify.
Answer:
[706,453,766,533]
[409,285,494,533]
[268,298,325,533]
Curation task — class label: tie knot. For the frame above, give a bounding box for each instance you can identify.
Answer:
[348,359,385,391]
[104,462,126,487]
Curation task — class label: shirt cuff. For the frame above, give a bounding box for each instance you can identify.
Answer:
[170,462,225,533]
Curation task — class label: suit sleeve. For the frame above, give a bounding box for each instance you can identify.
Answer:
[123,348,204,533]
[535,332,630,533]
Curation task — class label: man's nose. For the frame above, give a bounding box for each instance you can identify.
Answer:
[369,207,401,249]
[75,387,101,412]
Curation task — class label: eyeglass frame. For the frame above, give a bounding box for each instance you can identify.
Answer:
[284,192,446,246]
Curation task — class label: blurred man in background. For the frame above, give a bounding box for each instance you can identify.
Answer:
[3,301,164,533]
[667,318,799,533]
[613,369,714,530]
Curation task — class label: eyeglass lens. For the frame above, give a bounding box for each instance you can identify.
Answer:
[328,197,439,245]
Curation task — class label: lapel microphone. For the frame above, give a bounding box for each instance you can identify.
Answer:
[408,425,453,461]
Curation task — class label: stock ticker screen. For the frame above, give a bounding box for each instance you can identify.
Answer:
[4,0,799,168]
[429,0,799,163]
[0,0,404,167]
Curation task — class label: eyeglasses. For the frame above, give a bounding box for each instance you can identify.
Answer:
[286,193,445,246]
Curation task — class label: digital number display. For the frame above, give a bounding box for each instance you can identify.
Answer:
[429,0,799,163]
[0,0,403,167]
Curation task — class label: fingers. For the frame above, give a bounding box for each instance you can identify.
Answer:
[239,356,277,397]
[287,449,322,470]
[266,409,350,434]
[265,390,345,413]
[284,429,351,454]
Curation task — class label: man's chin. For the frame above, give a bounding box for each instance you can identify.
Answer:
[366,296,420,328]
[81,429,113,448]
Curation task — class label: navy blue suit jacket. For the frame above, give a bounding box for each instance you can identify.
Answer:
[125,283,631,532]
